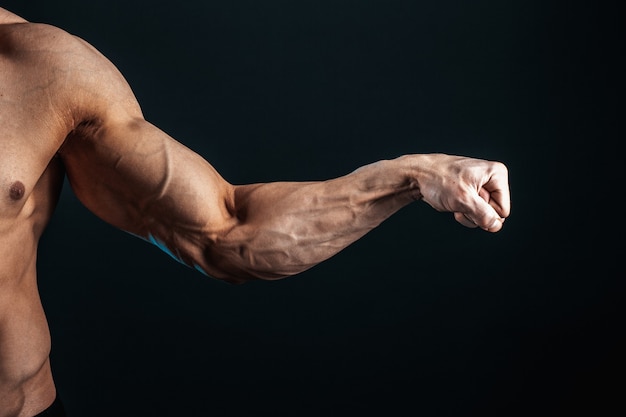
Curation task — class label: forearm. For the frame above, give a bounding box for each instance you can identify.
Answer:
[203,157,421,282]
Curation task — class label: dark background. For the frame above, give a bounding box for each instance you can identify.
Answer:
[3,1,624,416]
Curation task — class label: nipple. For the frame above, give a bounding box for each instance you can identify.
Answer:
[9,181,25,200]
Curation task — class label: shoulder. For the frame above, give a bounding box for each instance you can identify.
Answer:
[1,20,78,56]
[0,7,27,24]
[3,20,143,128]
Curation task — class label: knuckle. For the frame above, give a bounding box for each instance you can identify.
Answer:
[493,161,508,176]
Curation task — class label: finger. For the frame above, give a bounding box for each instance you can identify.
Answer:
[454,212,478,228]
[455,210,504,231]
[482,166,511,219]
[466,195,505,232]
[478,187,491,203]
[484,216,505,232]
[486,187,510,219]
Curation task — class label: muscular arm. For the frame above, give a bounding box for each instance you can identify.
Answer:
[208,154,508,281]
[57,33,510,284]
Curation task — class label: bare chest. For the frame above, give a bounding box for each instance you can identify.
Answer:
[0,64,67,219]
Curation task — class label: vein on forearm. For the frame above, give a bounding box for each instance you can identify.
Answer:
[206,159,420,280]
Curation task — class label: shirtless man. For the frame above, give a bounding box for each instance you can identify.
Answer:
[0,7,510,417]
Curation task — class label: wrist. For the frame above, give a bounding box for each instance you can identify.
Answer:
[392,154,429,201]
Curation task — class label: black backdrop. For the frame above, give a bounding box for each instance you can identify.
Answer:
[3,1,623,416]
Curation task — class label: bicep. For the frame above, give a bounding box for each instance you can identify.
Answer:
[54,34,237,273]
[60,118,237,265]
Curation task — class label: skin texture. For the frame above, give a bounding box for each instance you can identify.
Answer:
[0,7,510,417]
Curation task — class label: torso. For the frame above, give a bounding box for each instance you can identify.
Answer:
[0,10,75,416]
[0,7,150,414]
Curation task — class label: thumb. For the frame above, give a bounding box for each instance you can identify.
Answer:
[465,195,505,232]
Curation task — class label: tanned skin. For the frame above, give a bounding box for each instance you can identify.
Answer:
[0,7,510,417]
